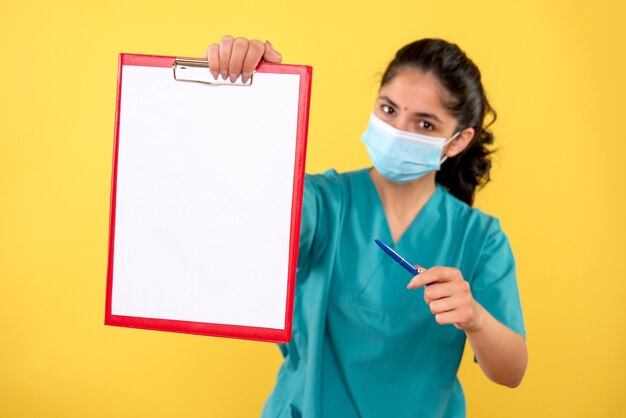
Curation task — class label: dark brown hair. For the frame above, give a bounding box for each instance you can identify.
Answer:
[382,39,496,206]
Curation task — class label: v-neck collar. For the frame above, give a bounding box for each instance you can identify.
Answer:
[360,168,443,248]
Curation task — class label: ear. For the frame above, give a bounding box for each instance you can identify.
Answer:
[444,127,475,158]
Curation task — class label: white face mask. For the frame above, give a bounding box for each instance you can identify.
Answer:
[361,113,459,183]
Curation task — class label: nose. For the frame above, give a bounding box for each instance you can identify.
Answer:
[391,114,412,133]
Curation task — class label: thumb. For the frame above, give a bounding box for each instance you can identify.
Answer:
[408,265,429,291]
[263,40,282,63]
[414,265,427,278]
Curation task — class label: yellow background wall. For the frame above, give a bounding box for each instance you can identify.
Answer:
[1,0,625,416]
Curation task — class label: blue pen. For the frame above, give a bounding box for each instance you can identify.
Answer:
[373,238,422,276]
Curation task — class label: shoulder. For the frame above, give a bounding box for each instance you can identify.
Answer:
[436,184,508,252]
[304,168,369,202]
[305,168,368,187]
[437,184,503,231]
[437,187,519,299]
[299,169,369,258]
[305,169,341,190]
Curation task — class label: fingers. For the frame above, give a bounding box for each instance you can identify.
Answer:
[427,291,472,315]
[206,36,281,83]
[228,37,250,82]
[423,279,471,303]
[426,285,475,327]
[241,39,265,83]
[263,40,282,63]
[407,266,461,289]
[219,35,235,81]
[408,268,476,328]
[206,43,220,80]
[433,307,474,326]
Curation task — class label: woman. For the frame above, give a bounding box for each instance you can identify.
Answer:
[206,36,527,418]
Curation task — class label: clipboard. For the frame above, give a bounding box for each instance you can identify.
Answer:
[105,53,312,343]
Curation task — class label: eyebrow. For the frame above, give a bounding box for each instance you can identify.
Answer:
[379,95,443,124]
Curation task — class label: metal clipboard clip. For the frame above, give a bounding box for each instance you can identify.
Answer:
[172,58,254,86]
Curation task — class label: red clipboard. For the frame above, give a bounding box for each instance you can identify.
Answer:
[105,53,312,343]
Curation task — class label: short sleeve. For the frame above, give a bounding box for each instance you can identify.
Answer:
[297,172,338,273]
[299,176,318,255]
[297,170,344,275]
[471,219,526,338]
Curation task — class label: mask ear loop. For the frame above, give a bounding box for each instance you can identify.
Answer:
[439,131,462,164]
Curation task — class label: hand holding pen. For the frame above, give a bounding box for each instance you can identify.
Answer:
[373,238,483,331]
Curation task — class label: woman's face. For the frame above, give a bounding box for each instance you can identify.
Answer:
[374,68,459,139]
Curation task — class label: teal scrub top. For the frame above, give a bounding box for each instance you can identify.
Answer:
[261,168,525,418]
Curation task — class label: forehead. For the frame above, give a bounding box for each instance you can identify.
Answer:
[379,69,453,119]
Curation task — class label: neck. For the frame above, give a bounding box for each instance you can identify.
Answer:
[369,168,437,243]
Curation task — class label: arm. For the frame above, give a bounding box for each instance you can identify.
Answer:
[407,267,527,388]
[464,301,527,387]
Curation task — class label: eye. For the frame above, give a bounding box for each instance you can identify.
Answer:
[418,120,434,131]
[381,104,396,115]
